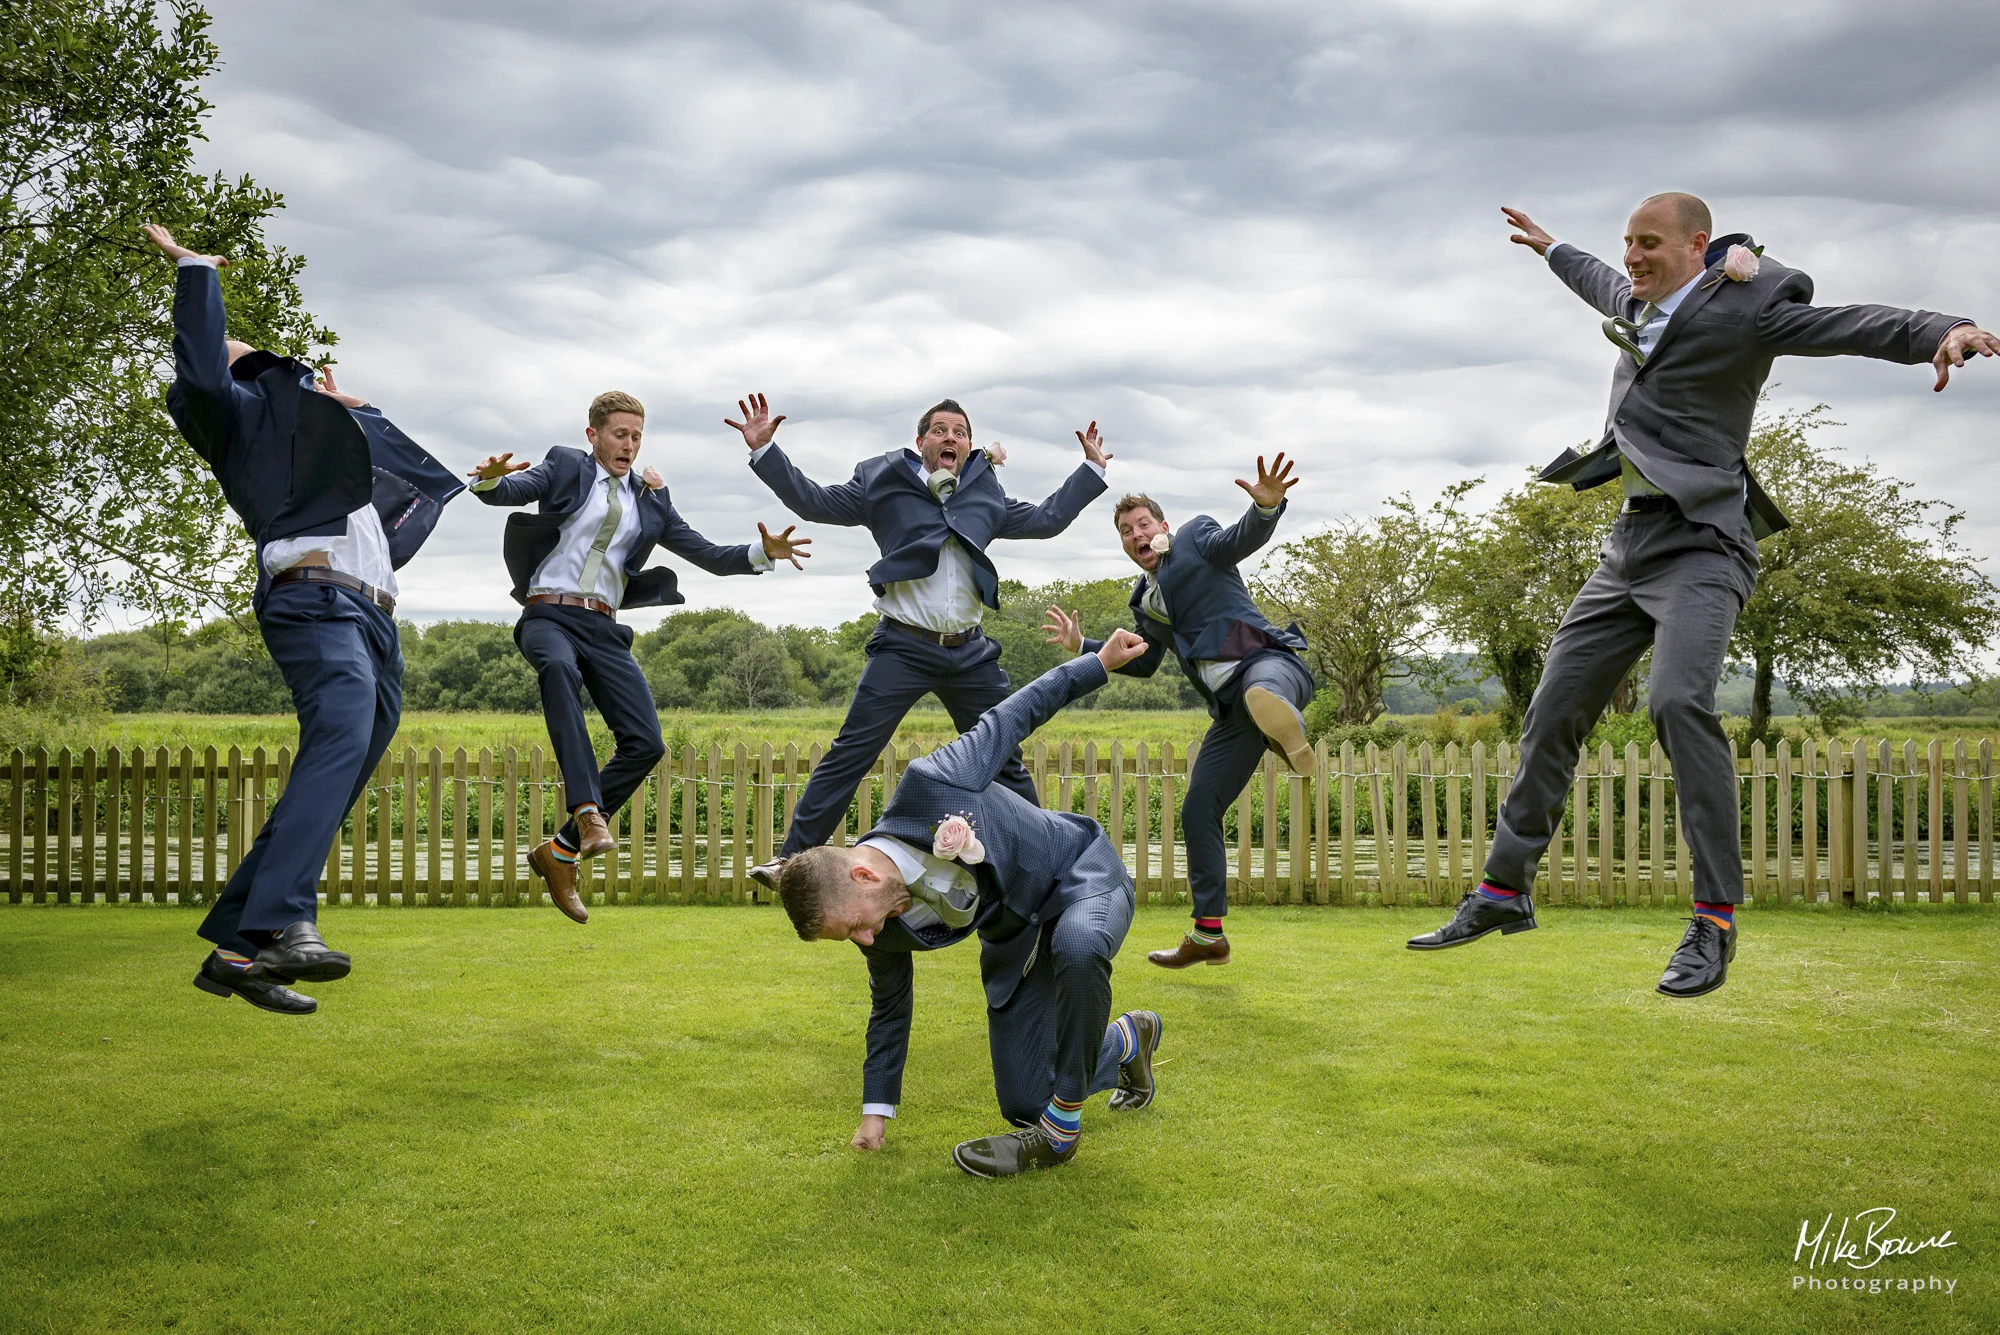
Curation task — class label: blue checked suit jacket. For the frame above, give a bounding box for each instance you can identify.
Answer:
[856,653,1127,1107]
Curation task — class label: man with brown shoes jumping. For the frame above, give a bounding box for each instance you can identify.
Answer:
[469,392,810,921]
[1045,454,1316,969]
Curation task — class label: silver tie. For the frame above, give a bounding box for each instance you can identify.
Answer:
[909,872,975,928]
[1602,302,1662,363]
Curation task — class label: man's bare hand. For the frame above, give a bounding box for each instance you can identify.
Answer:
[1042,605,1084,655]
[1501,206,1555,257]
[760,522,812,570]
[725,392,785,451]
[1096,627,1149,672]
[1236,452,1298,509]
[468,452,531,481]
[1933,324,2000,392]
[141,224,226,267]
[851,1114,888,1151]
[313,365,367,408]
[1076,421,1112,468]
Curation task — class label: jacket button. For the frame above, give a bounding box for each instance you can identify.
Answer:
[1029,913,1039,924]
[1615,417,1626,425]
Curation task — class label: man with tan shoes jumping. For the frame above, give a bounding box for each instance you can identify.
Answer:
[469,392,810,921]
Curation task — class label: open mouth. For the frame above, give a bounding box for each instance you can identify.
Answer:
[938,445,960,470]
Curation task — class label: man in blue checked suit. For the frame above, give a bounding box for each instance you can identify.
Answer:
[468,392,811,923]
[1049,454,1317,970]
[727,393,1110,887]
[147,224,464,1016]
[775,635,1167,1178]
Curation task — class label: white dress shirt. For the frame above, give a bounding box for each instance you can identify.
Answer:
[1141,502,1281,692]
[263,504,398,597]
[856,834,981,1120]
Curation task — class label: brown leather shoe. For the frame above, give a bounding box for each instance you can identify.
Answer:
[1147,932,1230,968]
[574,807,615,858]
[528,839,587,923]
[1244,685,1317,777]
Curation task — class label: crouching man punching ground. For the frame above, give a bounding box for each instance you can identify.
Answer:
[775,633,1166,1178]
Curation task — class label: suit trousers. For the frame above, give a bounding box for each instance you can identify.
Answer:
[515,603,665,848]
[1486,508,1757,904]
[1183,651,1317,920]
[990,874,1136,1123]
[779,621,1036,856]
[199,582,401,953]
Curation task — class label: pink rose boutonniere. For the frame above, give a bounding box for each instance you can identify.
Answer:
[1149,532,1171,554]
[985,443,1007,467]
[1703,243,1765,290]
[641,466,665,491]
[933,813,986,865]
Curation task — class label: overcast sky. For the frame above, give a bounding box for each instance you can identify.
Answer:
[183,0,2000,635]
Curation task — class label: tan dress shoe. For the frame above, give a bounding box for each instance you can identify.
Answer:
[1147,933,1230,968]
[528,839,588,923]
[1244,685,1317,777]
[574,807,615,857]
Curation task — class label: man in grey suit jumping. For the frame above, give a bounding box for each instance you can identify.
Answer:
[1409,192,1999,997]
[774,631,1165,1178]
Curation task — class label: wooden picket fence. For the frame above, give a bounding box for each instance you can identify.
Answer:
[3,735,1996,909]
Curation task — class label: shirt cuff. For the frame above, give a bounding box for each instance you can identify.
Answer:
[748,533,774,571]
[1082,459,1106,479]
[470,476,501,493]
[1255,503,1280,517]
[176,255,219,268]
[749,442,775,464]
[1544,241,1566,263]
[861,1103,897,1119]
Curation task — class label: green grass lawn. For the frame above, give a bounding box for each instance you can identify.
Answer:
[2,904,1993,1334]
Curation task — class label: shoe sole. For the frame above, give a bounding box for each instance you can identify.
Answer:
[249,956,350,984]
[1657,971,1728,999]
[1244,687,1317,777]
[192,971,317,1015]
[1146,953,1230,968]
[1405,918,1538,951]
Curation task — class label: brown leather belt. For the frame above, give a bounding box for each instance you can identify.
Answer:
[882,615,978,648]
[271,565,395,613]
[527,592,616,617]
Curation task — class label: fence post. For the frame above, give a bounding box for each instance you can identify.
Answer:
[1849,739,1868,904]
[1109,742,1126,888]
[1981,739,1994,904]
[1367,742,1386,901]
[53,748,72,905]
[1594,743,1614,906]
[1314,741,1331,904]
[1162,742,1179,904]
[1927,739,1945,902]
[706,745,722,904]
[1750,741,1767,903]
[1953,739,1969,904]
[1262,753,1279,905]
[681,744,698,901]
[733,743,750,903]
[1801,739,1819,902]
[1133,743,1151,903]
[81,748,99,904]
[1418,742,1437,905]
[1876,739,1893,903]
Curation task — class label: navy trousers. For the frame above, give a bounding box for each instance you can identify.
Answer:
[1183,651,1316,921]
[779,620,1037,857]
[199,581,401,954]
[515,603,665,848]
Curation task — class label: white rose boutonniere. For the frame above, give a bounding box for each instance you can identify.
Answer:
[1722,244,1761,282]
[932,814,986,865]
[1149,532,1171,555]
[641,466,665,491]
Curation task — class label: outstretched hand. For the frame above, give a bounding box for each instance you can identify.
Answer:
[1236,452,1297,509]
[1096,627,1149,672]
[759,522,812,570]
[1076,421,1112,468]
[1502,206,1555,257]
[468,452,531,481]
[1933,324,2000,392]
[1041,604,1084,655]
[141,223,227,267]
[313,365,367,408]
[725,392,785,450]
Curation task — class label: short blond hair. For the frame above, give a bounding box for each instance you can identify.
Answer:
[589,391,645,430]
[776,846,855,941]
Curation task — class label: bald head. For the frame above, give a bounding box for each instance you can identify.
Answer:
[225,339,256,366]
[1623,193,1713,302]
[1639,192,1712,242]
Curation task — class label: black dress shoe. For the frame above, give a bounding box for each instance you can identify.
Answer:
[1657,913,1738,998]
[1406,891,1537,950]
[193,952,318,1015]
[245,921,351,984]
[748,859,784,892]
[952,1126,1077,1178]
[1109,1010,1163,1111]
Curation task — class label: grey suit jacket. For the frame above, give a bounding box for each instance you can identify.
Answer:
[1539,239,1964,549]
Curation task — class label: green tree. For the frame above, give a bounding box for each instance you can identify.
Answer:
[1,0,334,638]
[1256,482,1477,725]
[1431,468,1624,730]
[1734,406,2000,737]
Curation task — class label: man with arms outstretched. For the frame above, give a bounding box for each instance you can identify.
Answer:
[148,223,464,1014]
[776,631,1165,1177]
[730,393,1110,887]
[1409,194,1998,996]
[468,394,810,922]
[1044,454,1316,968]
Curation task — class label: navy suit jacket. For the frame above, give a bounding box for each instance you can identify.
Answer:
[750,444,1104,608]
[855,654,1125,1106]
[474,446,760,608]
[163,264,464,612]
[1083,501,1311,716]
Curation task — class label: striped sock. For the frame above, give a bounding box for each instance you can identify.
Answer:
[548,838,579,865]
[1110,1013,1139,1065]
[1190,917,1226,945]
[1476,879,1521,901]
[1694,901,1736,930]
[1039,1096,1083,1152]
[214,950,252,970]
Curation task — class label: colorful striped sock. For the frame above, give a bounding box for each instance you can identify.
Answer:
[214,949,252,970]
[1110,1013,1139,1065]
[1694,901,1736,930]
[1190,917,1226,945]
[1039,1096,1083,1152]
[1476,879,1521,901]
[548,838,579,865]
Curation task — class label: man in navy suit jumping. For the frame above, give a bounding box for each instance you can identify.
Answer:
[729,393,1110,889]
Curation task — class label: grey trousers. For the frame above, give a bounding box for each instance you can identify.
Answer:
[1485,508,1756,905]
[1184,651,1317,920]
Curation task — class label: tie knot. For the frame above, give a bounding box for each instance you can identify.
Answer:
[928,470,956,500]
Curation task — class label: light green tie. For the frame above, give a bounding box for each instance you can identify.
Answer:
[909,870,975,928]
[928,469,956,502]
[577,475,624,602]
[1601,301,1661,364]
